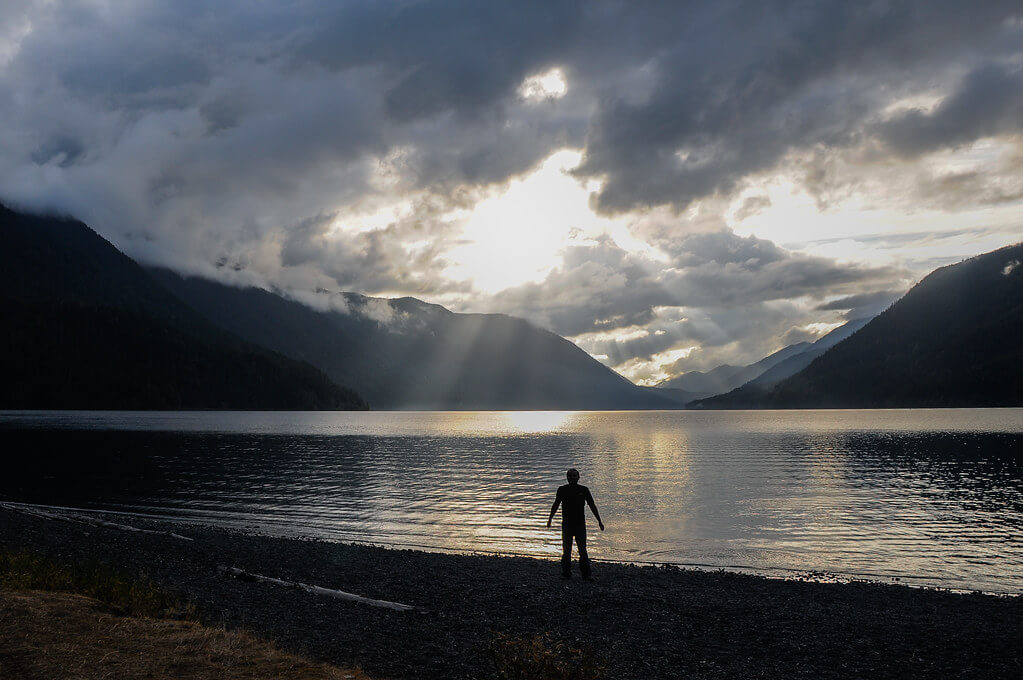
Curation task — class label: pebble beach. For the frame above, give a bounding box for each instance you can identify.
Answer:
[1,506,1020,679]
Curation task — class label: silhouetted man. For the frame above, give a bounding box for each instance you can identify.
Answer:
[547,468,604,580]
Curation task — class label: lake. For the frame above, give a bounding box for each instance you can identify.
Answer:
[2,409,1021,593]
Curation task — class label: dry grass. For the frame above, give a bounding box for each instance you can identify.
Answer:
[0,551,376,679]
[0,590,374,680]
[0,550,192,619]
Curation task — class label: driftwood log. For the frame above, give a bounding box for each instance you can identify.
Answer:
[218,565,417,611]
[2,501,416,611]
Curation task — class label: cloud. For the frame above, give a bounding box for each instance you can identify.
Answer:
[573,1,1022,213]
[0,0,1019,377]
[734,195,772,221]
[877,63,1023,159]
[780,324,830,346]
[0,2,597,269]
[278,196,472,296]
[296,1,584,122]
[492,231,908,372]
[5,2,1020,237]
[668,231,788,269]
[815,290,903,319]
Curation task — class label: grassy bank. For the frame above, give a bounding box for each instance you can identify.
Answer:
[0,549,601,680]
[0,550,193,619]
[0,550,372,680]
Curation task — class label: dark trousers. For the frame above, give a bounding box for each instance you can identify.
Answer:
[561,522,590,578]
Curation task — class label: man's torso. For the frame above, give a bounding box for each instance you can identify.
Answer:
[558,483,590,526]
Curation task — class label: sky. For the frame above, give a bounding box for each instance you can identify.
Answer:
[1,1,1021,385]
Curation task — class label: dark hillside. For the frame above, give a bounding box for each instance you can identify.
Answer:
[700,243,1023,408]
[0,205,365,410]
[150,269,675,410]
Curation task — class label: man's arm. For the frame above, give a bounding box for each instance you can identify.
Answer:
[585,488,605,531]
[547,488,562,527]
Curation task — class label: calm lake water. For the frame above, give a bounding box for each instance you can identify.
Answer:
[2,409,1022,593]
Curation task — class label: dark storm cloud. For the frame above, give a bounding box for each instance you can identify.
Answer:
[387,104,590,193]
[1,2,389,246]
[297,1,584,122]
[5,1,1020,230]
[574,1,1022,213]
[877,63,1023,159]
[14,1,216,109]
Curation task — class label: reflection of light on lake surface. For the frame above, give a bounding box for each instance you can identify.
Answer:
[4,409,1023,592]
[502,411,574,433]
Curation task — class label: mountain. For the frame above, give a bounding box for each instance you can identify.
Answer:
[0,204,366,410]
[148,268,677,410]
[742,317,873,389]
[654,341,813,401]
[656,363,746,397]
[698,243,1023,408]
[641,386,700,407]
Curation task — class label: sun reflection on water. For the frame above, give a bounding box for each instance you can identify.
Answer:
[502,411,574,434]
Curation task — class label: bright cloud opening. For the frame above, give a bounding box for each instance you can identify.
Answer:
[443,149,623,294]
[518,68,568,101]
[617,346,699,386]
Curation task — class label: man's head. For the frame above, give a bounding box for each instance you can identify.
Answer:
[566,468,579,484]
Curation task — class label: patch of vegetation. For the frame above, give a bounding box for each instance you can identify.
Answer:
[490,632,607,680]
[0,550,194,619]
[1,590,372,680]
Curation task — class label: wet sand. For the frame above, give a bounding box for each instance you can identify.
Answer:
[1,507,1020,679]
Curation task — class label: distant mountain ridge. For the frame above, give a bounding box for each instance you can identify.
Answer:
[0,204,366,410]
[698,243,1023,408]
[655,342,813,400]
[651,319,872,404]
[743,317,870,389]
[715,316,874,398]
[149,268,677,410]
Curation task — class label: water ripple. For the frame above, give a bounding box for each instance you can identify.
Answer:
[2,409,1022,592]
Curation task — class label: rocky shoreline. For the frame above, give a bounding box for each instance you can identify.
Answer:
[1,506,1020,679]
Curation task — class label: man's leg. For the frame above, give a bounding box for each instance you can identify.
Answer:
[561,525,573,578]
[576,526,591,579]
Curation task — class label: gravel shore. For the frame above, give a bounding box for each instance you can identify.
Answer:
[1,506,1020,679]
